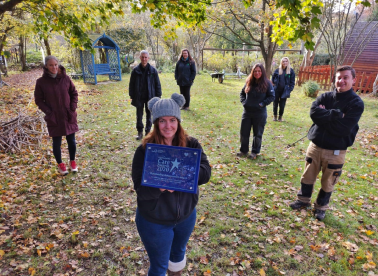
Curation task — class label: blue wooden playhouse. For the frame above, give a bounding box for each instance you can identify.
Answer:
[80,33,122,84]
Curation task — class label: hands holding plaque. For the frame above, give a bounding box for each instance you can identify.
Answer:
[142,144,202,194]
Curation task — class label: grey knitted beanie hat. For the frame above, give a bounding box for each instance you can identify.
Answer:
[148,93,186,122]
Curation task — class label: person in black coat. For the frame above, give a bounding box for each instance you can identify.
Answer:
[132,93,211,276]
[271,57,295,121]
[175,49,196,110]
[129,50,162,140]
[237,63,275,159]
[289,66,364,221]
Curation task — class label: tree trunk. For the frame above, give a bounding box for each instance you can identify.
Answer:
[43,37,51,56]
[301,32,323,67]
[19,35,27,71]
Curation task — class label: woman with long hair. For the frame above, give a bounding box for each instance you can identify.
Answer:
[271,57,296,121]
[237,63,275,159]
[34,55,79,175]
[132,93,211,276]
[174,49,196,110]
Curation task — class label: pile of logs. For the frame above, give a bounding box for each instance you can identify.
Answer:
[0,111,47,153]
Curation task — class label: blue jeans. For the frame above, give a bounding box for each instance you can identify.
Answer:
[135,208,196,276]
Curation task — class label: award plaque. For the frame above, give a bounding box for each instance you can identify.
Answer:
[141,143,202,194]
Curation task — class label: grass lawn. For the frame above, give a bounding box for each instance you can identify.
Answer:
[0,71,378,276]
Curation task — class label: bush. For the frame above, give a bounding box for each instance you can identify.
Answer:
[302,80,320,97]
[26,50,43,64]
[312,54,332,66]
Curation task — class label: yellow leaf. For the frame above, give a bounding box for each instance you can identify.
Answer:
[146,3,156,9]
[366,230,374,235]
[79,251,90,258]
[72,231,79,235]
[0,249,5,259]
[366,251,373,261]
[260,268,266,276]
[362,261,376,270]
[28,267,36,275]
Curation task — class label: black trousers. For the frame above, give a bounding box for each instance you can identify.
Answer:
[136,101,151,133]
[52,133,76,164]
[273,95,287,116]
[179,86,191,108]
[239,110,267,154]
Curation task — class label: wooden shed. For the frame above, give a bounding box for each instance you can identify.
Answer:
[342,21,378,74]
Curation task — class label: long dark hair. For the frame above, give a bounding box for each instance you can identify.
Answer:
[178,48,194,65]
[142,119,189,148]
[245,63,269,93]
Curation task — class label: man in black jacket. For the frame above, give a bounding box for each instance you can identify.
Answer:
[289,66,364,221]
[129,50,162,140]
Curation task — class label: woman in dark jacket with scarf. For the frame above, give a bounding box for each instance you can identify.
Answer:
[132,93,211,276]
[271,57,295,121]
[237,63,275,159]
[174,49,196,110]
[34,56,79,175]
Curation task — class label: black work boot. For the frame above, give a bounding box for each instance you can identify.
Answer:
[273,115,278,121]
[135,131,143,140]
[289,200,310,210]
[314,209,326,221]
[278,115,283,122]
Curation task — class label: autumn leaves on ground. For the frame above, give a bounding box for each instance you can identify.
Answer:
[1,70,378,276]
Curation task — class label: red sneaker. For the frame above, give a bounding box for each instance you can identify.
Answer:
[70,160,78,172]
[58,163,68,175]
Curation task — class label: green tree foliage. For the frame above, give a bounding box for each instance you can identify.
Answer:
[206,0,277,75]
[106,27,144,53]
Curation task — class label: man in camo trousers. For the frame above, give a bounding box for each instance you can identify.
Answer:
[289,66,364,221]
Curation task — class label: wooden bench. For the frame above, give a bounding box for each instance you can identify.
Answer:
[92,63,116,75]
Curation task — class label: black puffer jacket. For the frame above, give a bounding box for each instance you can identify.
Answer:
[132,137,211,225]
[271,68,295,98]
[175,59,196,87]
[129,63,162,107]
[240,82,275,113]
[307,88,364,150]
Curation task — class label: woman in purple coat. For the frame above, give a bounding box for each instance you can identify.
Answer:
[34,56,79,175]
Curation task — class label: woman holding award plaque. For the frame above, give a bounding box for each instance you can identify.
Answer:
[132,93,211,276]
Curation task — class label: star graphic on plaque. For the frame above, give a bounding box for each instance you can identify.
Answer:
[170,158,181,172]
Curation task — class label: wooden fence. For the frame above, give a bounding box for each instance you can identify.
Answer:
[296,65,377,93]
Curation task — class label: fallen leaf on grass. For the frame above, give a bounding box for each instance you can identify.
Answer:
[362,262,376,270]
[200,256,209,264]
[260,268,266,276]
[138,268,147,275]
[78,251,90,258]
[198,216,206,225]
[348,257,354,265]
[203,269,212,276]
[294,255,304,262]
[28,267,36,275]
[342,241,359,252]
[366,251,373,261]
[328,247,336,256]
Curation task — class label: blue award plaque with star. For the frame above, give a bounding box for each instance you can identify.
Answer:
[141,143,201,194]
